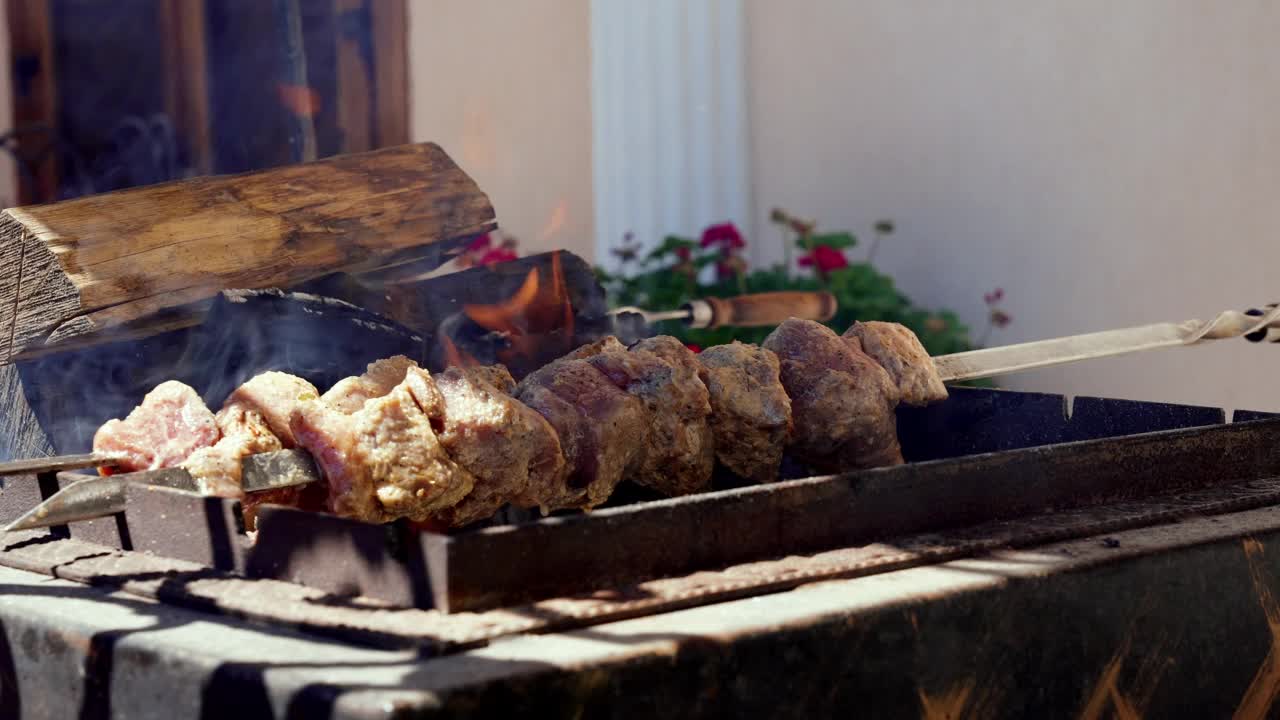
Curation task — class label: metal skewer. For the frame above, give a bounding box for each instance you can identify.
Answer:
[3,449,319,533]
[933,305,1280,382]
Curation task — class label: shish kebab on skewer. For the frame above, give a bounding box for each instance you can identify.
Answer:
[5,303,1279,533]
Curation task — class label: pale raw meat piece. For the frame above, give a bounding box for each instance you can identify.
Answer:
[93,381,219,473]
[219,371,319,447]
[321,355,418,414]
[431,365,565,527]
[291,367,475,523]
[181,404,283,497]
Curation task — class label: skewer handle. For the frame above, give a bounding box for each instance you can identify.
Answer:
[686,291,837,329]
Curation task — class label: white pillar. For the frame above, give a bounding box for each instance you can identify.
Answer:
[590,0,752,268]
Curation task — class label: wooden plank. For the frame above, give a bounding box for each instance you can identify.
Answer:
[0,142,496,364]
[158,0,212,175]
[369,0,409,146]
[5,0,58,204]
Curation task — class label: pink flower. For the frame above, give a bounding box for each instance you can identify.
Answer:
[984,288,1005,306]
[700,222,746,249]
[797,246,849,273]
[675,246,692,261]
[466,233,492,252]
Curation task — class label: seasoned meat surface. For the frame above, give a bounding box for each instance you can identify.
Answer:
[585,336,714,496]
[291,367,475,523]
[432,365,566,527]
[321,355,418,414]
[515,358,647,511]
[763,319,902,472]
[698,341,792,482]
[181,404,283,497]
[843,321,947,406]
[220,371,319,447]
[93,381,219,473]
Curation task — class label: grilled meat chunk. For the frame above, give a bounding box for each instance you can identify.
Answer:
[697,341,792,483]
[582,336,714,496]
[291,367,475,523]
[181,404,283,497]
[515,357,647,511]
[321,355,418,414]
[220,371,319,447]
[93,381,219,473]
[843,321,947,406]
[432,365,566,527]
[763,319,902,472]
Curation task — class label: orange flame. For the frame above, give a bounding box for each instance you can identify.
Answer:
[538,201,569,244]
[276,83,322,118]
[461,252,575,367]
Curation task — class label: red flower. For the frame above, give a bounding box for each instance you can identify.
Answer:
[478,247,518,266]
[700,222,746,249]
[675,246,692,261]
[798,245,849,273]
[466,233,492,252]
[685,343,702,354]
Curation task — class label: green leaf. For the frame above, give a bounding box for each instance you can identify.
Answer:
[646,235,697,261]
[795,232,857,250]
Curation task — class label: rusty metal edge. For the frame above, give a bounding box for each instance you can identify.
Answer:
[2,474,1279,653]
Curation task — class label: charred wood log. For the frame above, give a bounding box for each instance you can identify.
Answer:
[0,142,495,365]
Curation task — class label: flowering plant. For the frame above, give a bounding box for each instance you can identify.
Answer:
[596,210,1009,370]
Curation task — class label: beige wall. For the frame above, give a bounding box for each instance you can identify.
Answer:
[745,0,1280,412]
[408,0,594,261]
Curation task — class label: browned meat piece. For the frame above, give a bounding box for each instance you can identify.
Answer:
[583,336,714,495]
[763,319,903,472]
[843,321,947,406]
[697,341,792,482]
[431,365,566,527]
[515,358,647,511]
[93,381,219,473]
[220,371,319,447]
[321,355,418,413]
[181,404,283,497]
[291,367,475,523]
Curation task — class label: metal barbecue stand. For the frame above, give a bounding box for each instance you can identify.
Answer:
[1,387,1280,717]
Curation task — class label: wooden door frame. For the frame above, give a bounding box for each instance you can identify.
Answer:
[4,0,409,205]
